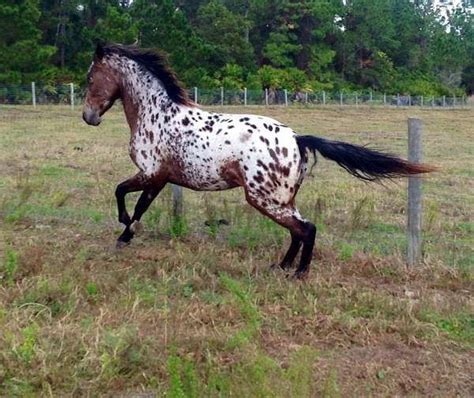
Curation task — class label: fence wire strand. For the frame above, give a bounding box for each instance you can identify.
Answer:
[0,84,471,109]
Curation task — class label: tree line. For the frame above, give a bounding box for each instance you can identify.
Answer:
[1,0,473,95]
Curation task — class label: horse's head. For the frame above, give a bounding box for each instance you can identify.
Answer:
[82,43,121,126]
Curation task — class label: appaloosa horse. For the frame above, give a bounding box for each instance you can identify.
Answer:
[82,43,434,279]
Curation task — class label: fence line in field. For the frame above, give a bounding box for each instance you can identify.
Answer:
[0,83,471,109]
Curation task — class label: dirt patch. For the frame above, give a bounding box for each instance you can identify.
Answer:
[319,340,474,396]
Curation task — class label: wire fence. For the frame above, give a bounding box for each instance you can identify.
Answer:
[0,83,471,109]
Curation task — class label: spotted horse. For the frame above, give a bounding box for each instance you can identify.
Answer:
[83,43,435,279]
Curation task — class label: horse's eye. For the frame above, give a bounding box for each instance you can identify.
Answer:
[88,76,93,84]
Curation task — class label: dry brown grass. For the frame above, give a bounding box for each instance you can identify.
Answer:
[0,105,473,396]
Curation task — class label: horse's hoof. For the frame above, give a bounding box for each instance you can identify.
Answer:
[116,239,130,249]
[270,262,292,271]
[129,220,143,235]
[291,270,309,281]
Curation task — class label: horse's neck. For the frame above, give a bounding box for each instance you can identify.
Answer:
[119,62,175,134]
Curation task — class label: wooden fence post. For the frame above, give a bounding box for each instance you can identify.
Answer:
[194,87,198,104]
[32,82,36,108]
[244,87,247,106]
[265,88,268,106]
[284,89,288,106]
[172,184,183,219]
[70,83,75,110]
[407,118,423,266]
[322,90,326,105]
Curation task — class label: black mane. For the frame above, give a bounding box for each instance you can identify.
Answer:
[99,43,193,106]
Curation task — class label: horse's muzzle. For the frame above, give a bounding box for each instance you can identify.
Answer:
[82,108,102,126]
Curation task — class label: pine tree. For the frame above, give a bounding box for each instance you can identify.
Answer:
[0,0,55,82]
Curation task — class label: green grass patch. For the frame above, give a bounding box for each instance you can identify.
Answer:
[421,310,474,345]
[228,215,285,250]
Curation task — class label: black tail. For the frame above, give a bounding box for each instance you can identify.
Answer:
[296,135,436,181]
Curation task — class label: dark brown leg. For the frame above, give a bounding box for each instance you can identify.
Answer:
[293,221,316,279]
[117,181,166,247]
[244,192,314,278]
[275,232,302,270]
[115,172,148,227]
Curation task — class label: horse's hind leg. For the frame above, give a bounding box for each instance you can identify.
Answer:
[245,193,316,278]
[294,221,316,279]
[273,232,301,270]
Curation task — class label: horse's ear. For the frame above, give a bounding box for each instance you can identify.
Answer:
[95,41,105,60]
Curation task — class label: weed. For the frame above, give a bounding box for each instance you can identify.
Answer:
[425,200,440,231]
[15,323,39,365]
[166,352,200,398]
[75,247,90,264]
[4,203,28,223]
[320,369,341,398]
[2,247,18,284]
[338,242,354,261]
[420,310,474,345]
[166,354,187,398]
[228,215,285,250]
[456,222,473,234]
[89,209,104,223]
[285,347,319,397]
[99,327,144,381]
[143,206,162,232]
[50,190,70,208]
[351,195,375,229]
[169,216,188,238]
[16,277,74,317]
[220,273,260,349]
[86,281,98,299]
[204,198,219,239]
[181,283,193,298]
[1,379,35,397]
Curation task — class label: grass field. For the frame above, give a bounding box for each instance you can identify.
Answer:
[1,105,473,396]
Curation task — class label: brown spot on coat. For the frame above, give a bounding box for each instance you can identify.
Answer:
[220,160,245,187]
[240,133,251,143]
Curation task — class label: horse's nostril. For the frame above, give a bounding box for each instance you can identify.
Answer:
[82,109,101,126]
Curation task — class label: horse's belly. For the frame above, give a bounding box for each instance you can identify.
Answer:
[182,177,235,191]
[170,163,237,191]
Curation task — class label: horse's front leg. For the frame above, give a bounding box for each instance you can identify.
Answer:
[116,177,167,247]
[115,172,148,227]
